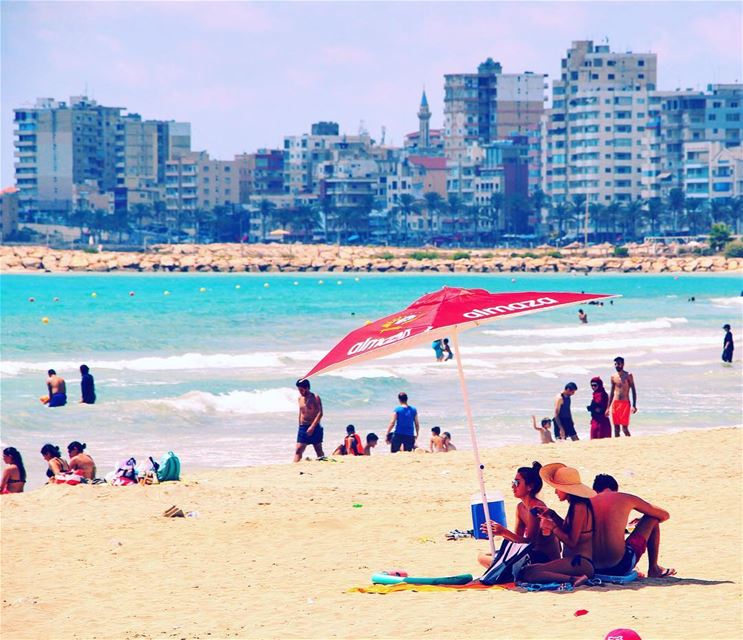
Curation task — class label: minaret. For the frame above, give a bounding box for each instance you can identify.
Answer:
[417,89,431,149]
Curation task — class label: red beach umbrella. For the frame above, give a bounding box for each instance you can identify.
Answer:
[305,286,618,556]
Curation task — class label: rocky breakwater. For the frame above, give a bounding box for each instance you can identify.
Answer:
[1,244,741,274]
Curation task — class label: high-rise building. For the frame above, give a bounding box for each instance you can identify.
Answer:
[541,40,657,205]
[13,96,123,216]
[165,151,240,217]
[234,149,284,202]
[444,58,547,160]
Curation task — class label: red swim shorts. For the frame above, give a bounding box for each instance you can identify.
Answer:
[611,400,632,425]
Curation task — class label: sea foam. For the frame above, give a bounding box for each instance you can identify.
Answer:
[146,387,297,415]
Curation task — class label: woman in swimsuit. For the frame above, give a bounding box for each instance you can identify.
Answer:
[478,461,561,568]
[40,443,70,480]
[518,463,596,586]
[1,447,27,494]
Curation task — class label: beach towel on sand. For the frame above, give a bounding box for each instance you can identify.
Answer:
[349,582,515,594]
[479,540,533,585]
[156,451,180,482]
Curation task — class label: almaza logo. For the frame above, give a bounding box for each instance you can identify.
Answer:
[462,296,559,319]
[347,314,418,356]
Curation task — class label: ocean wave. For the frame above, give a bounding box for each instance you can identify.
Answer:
[709,297,743,307]
[0,351,285,377]
[325,367,400,380]
[146,387,297,415]
[482,317,688,338]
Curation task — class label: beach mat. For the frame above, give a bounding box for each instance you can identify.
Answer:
[349,582,516,594]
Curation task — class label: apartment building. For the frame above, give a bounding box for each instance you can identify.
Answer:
[0,187,19,241]
[283,123,372,195]
[165,151,240,216]
[234,149,284,202]
[13,96,122,216]
[444,58,547,161]
[683,141,743,201]
[542,40,657,206]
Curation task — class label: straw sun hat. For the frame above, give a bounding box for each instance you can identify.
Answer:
[540,463,597,498]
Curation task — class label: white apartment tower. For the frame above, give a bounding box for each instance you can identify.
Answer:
[542,40,657,205]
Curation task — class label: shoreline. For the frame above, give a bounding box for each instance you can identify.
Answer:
[2,243,741,274]
[2,426,741,639]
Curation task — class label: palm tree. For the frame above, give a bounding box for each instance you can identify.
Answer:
[529,188,547,237]
[604,202,622,237]
[588,202,606,238]
[683,199,708,235]
[728,196,743,234]
[668,188,685,234]
[394,194,418,245]
[257,199,276,243]
[423,191,444,239]
[570,195,587,239]
[621,199,645,241]
[446,194,462,239]
[548,200,571,238]
[642,197,664,237]
[293,204,320,242]
[489,192,504,240]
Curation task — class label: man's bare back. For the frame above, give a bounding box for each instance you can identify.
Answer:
[591,490,668,569]
[69,453,96,480]
[48,374,66,395]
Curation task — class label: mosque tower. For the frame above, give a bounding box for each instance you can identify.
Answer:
[417,89,431,149]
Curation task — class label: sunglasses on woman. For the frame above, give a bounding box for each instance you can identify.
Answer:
[511,479,520,488]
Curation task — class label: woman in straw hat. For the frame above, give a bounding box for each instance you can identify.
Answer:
[518,463,596,586]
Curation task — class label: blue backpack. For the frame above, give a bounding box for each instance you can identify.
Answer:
[156,451,181,482]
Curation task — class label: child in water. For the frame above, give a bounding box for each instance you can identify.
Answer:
[532,416,554,444]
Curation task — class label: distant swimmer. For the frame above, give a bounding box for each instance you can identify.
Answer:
[293,378,325,462]
[722,324,734,364]
[80,364,96,404]
[606,356,636,437]
[578,308,588,324]
[45,369,67,407]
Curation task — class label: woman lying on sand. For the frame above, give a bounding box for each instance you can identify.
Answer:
[1,447,26,494]
[478,461,561,568]
[518,463,596,587]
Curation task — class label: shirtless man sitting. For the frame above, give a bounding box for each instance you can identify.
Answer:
[293,378,325,462]
[591,474,675,579]
[429,426,445,452]
[46,369,67,408]
[67,441,97,480]
[606,356,636,437]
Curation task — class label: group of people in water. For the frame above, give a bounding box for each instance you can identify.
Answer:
[478,460,676,586]
[41,365,96,407]
[1,441,96,494]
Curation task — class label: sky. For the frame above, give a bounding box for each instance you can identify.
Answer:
[2,1,742,185]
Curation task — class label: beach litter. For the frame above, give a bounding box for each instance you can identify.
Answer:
[163,505,185,518]
[574,609,589,616]
[352,503,363,508]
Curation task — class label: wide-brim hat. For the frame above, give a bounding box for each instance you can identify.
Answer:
[540,463,596,498]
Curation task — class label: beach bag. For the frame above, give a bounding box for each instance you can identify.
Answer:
[479,540,533,585]
[156,451,181,482]
[111,457,138,486]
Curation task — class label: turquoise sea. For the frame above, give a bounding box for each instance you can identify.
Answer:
[1,271,741,489]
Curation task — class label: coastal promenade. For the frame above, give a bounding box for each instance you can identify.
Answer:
[2,428,740,640]
[1,243,741,274]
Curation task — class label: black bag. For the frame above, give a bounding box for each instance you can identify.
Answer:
[479,540,533,585]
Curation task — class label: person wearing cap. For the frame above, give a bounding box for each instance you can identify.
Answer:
[518,463,596,587]
[722,324,734,364]
[293,378,325,462]
[553,382,579,441]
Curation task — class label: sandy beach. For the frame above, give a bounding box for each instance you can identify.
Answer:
[1,426,741,640]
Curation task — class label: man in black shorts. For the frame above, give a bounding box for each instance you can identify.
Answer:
[293,378,325,462]
[553,382,579,441]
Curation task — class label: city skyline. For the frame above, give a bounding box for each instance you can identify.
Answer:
[2,1,741,185]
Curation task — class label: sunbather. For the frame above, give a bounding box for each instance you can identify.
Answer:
[591,473,676,579]
[478,461,560,568]
[67,441,97,480]
[1,447,26,494]
[40,443,70,479]
[518,463,596,587]
[442,432,457,451]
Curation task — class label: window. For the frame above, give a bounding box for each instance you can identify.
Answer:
[638,59,645,67]
[608,74,615,80]
[591,74,599,80]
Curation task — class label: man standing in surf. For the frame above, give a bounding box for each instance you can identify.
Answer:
[606,356,637,437]
[293,378,325,462]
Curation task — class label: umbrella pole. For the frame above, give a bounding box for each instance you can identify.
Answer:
[451,331,497,559]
